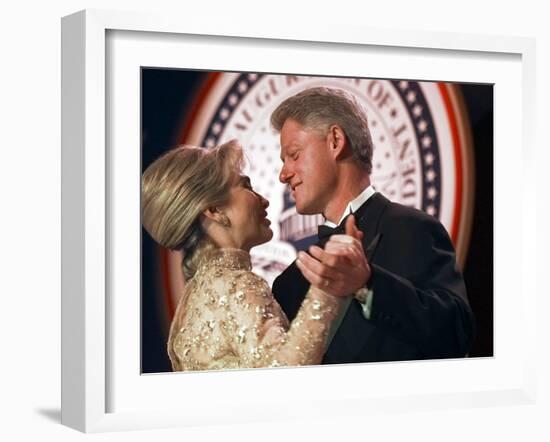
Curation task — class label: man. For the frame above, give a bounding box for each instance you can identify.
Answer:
[270,87,475,363]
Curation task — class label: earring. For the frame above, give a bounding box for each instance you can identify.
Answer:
[219,214,231,227]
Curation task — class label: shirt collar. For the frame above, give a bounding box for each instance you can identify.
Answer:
[323,185,376,228]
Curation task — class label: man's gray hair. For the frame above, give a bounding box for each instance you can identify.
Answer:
[271,87,374,174]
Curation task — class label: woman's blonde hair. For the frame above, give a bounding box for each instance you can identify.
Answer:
[142,140,244,279]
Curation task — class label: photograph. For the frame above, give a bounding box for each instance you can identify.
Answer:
[140,70,493,373]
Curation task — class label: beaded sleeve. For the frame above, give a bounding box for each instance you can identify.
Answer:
[223,271,343,368]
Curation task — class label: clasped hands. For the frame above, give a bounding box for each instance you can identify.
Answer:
[296,215,371,297]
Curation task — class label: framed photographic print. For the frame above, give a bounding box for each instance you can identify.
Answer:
[62,9,536,433]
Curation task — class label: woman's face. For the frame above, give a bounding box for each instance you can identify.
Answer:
[223,175,273,251]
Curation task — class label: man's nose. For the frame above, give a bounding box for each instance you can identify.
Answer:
[279,164,291,184]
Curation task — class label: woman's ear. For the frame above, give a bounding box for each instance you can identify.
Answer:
[202,207,231,227]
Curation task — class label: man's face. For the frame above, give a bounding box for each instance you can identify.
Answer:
[278,119,337,215]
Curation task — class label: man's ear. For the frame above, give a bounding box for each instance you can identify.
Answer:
[327,124,348,160]
[202,207,231,227]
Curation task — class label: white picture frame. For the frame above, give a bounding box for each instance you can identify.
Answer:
[61,8,537,433]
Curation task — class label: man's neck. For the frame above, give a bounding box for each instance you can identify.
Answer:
[323,170,371,224]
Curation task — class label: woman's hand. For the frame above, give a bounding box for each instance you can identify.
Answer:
[296,215,371,297]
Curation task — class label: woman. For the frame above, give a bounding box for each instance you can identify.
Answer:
[142,140,347,371]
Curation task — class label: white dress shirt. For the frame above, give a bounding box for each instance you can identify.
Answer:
[323,185,376,227]
[322,185,376,349]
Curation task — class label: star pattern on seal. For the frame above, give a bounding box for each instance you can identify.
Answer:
[426,169,437,182]
[395,79,441,217]
[427,186,438,199]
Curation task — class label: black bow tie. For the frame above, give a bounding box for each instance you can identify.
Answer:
[318,220,382,261]
[317,223,345,240]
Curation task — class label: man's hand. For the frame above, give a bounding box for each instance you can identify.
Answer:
[295,215,371,297]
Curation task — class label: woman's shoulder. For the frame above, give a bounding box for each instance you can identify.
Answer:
[228,270,269,289]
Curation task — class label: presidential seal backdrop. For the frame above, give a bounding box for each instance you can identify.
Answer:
[171,73,474,310]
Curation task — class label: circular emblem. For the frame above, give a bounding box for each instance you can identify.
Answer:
[164,73,474,309]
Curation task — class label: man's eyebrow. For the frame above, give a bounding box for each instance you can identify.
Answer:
[279,144,296,162]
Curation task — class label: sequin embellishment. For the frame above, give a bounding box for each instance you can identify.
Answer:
[166,248,342,371]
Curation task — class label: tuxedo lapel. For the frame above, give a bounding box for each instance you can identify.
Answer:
[365,233,382,261]
[353,192,388,256]
[323,192,389,362]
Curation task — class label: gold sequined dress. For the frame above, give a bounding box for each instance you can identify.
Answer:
[167,248,342,371]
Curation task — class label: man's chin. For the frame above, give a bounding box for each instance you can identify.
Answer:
[295,202,318,216]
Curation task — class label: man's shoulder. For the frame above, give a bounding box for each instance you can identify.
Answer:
[384,199,433,222]
[358,193,445,241]
[383,199,454,253]
[364,192,435,225]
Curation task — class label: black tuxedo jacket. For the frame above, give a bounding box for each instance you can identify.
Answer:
[272,192,475,363]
